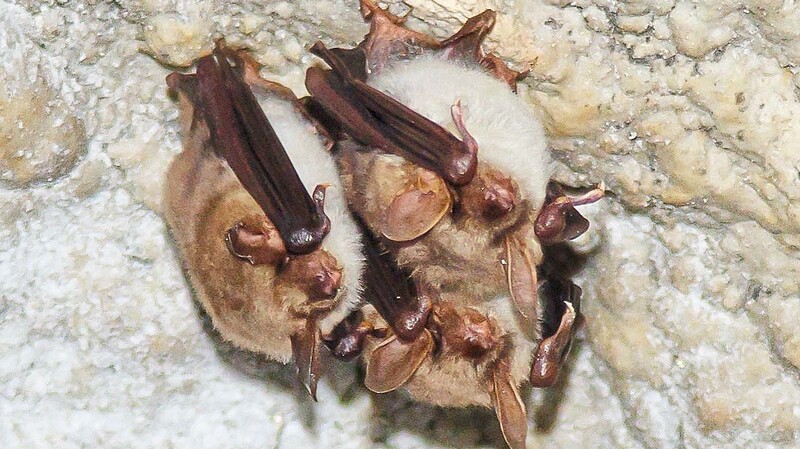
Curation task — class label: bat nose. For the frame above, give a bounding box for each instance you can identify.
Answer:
[460,168,518,220]
[481,180,516,219]
[281,250,344,301]
[312,267,342,299]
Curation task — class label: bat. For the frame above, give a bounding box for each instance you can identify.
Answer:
[303,2,603,447]
[163,42,364,400]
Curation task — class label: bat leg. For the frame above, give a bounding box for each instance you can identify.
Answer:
[225,214,288,265]
[530,301,578,388]
[535,181,605,245]
[358,1,524,90]
[502,235,539,320]
[291,319,322,400]
[357,0,438,74]
[480,53,529,93]
[322,311,388,360]
[364,330,433,393]
[492,359,528,449]
[438,9,496,61]
[383,167,452,242]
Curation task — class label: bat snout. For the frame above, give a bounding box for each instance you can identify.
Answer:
[281,250,344,302]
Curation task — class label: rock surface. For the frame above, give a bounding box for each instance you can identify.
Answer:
[1,0,799,448]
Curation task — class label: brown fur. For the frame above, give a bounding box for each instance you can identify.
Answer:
[164,77,345,365]
[337,142,543,301]
[164,112,302,361]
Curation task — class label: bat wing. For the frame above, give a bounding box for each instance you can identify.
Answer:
[307,41,477,186]
[357,216,432,341]
[194,48,330,255]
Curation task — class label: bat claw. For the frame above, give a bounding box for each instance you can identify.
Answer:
[479,53,528,92]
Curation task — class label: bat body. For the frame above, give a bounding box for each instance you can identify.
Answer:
[306,3,601,447]
[161,2,601,448]
[164,46,363,397]
[339,55,552,304]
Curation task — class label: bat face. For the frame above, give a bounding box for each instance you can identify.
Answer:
[163,43,363,399]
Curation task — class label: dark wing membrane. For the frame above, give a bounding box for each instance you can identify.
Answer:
[196,51,329,255]
[357,216,431,341]
[437,9,496,61]
[307,41,477,186]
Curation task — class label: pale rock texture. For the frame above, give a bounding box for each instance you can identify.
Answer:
[1,0,799,448]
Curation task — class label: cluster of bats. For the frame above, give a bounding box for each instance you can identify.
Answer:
[163,2,603,448]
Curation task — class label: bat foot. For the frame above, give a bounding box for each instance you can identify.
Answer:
[357,0,438,74]
[225,215,287,265]
[479,53,528,93]
[439,9,496,62]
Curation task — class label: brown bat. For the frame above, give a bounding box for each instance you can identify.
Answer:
[163,42,364,399]
[331,218,584,449]
[304,1,603,447]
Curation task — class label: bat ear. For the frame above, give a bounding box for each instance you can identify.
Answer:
[290,320,321,400]
[225,215,288,265]
[535,182,604,245]
[364,331,433,393]
[531,287,580,387]
[502,235,539,320]
[382,169,452,242]
[492,362,528,449]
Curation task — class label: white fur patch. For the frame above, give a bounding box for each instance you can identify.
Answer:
[369,57,553,210]
[257,95,364,334]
